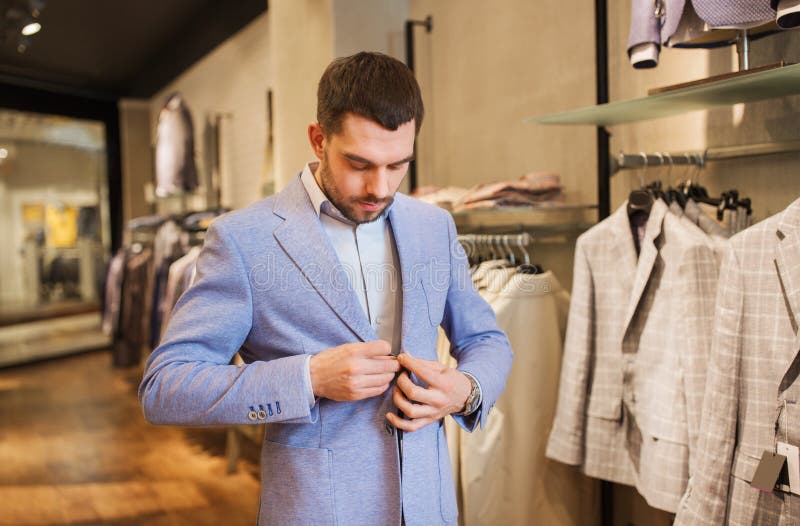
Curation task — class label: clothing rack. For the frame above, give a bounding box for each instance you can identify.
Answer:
[457,232,532,249]
[612,139,800,174]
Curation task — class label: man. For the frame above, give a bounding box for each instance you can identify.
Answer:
[139,51,513,526]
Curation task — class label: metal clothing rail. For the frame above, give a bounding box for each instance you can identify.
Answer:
[612,139,800,174]
[457,232,532,248]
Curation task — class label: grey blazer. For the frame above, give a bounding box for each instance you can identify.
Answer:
[139,174,513,526]
[675,198,800,525]
[547,198,718,512]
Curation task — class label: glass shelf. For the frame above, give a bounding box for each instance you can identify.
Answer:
[451,204,597,233]
[527,63,800,126]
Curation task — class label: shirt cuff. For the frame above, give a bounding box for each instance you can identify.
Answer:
[630,42,659,69]
[460,371,483,416]
[303,355,316,409]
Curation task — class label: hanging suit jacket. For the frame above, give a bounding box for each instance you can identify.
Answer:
[139,174,513,526]
[155,93,199,197]
[675,198,800,525]
[546,198,718,512]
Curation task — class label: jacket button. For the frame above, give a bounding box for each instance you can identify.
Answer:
[385,422,394,436]
[247,410,258,421]
[257,409,267,420]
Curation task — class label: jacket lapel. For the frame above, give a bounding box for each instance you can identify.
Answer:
[272,175,377,343]
[773,199,800,391]
[387,196,423,352]
[622,198,667,336]
[609,203,639,297]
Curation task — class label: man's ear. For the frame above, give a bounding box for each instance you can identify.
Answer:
[308,122,326,160]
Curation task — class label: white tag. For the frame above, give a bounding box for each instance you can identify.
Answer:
[777,442,800,495]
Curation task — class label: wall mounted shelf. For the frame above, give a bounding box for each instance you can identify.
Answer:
[451,204,597,234]
[527,62,800,126]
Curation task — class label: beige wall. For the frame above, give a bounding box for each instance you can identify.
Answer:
[119,99,152,223]
[332,0,407,59]
[270,0,334,191]
[270,0,409,191]
[409,0,598,207]
[150,13,271,210]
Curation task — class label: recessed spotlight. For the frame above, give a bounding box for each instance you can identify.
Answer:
[22,22,41,36]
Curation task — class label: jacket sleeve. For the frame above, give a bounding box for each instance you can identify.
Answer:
[545,239,594,465]
[674,244,743,526]
[678,242,720,474]
[627,0,661,68]
[138,220,314,426]
[440,214,514,432]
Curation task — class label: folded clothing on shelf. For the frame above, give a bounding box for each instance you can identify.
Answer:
[454,173,563,211]
[411,186,471,211]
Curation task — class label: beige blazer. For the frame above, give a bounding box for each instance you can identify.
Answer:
[546,198,719,512]
[675,198,800,525]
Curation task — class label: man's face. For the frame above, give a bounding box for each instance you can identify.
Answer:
[309,113,415,224]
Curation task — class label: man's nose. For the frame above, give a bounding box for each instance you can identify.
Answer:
[364,168,390,199]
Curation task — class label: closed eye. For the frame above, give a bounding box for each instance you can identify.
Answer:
[349,161,370,170]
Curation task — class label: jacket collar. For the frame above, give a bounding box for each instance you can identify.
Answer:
[610,198,667,337]
[272,174,378,342]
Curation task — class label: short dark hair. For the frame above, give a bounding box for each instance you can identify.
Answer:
[317,51,424,136]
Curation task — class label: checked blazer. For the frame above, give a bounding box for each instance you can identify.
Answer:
[675,197,800,525]
[546,198,719,513]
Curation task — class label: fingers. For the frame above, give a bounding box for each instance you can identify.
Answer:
[396,371,439,405]
[353,383,391,400]
[385,411,435,433]
[358,355,401,375]
[354,372,396,389]
[392,385,438,419]
[397,352,447,385]
[352,340,392,357]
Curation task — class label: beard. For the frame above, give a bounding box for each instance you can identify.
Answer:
[317,151,395,224]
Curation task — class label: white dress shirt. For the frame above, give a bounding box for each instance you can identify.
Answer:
[300,162,403,406]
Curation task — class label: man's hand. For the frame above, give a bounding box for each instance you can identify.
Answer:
[309,340,400,401]
[385,352,472,433]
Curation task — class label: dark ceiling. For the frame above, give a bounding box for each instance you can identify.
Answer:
[0,0,267,99]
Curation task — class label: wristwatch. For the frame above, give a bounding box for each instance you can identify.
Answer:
[454,373,481,416]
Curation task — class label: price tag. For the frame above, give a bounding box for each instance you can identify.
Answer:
[751,450,787,493]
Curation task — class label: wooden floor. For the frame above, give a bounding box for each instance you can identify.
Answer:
[0,350,260,525]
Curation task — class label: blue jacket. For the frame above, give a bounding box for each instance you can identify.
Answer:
[139,174,513,525]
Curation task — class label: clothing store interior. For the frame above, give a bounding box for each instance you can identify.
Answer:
[2,0,800,524]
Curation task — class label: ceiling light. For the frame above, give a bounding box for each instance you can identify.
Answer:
[0,148,8,159]
[22,22,41,36]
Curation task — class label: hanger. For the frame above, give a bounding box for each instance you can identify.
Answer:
[502,236,516,266]
[628,152,653,218]
[514,233,544,274]
[661,153,687,208]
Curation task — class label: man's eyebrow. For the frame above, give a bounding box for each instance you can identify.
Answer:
[342,152,415,166]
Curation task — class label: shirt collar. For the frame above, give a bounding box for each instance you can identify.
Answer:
[300,162,329,218]
[299,162,395,224]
